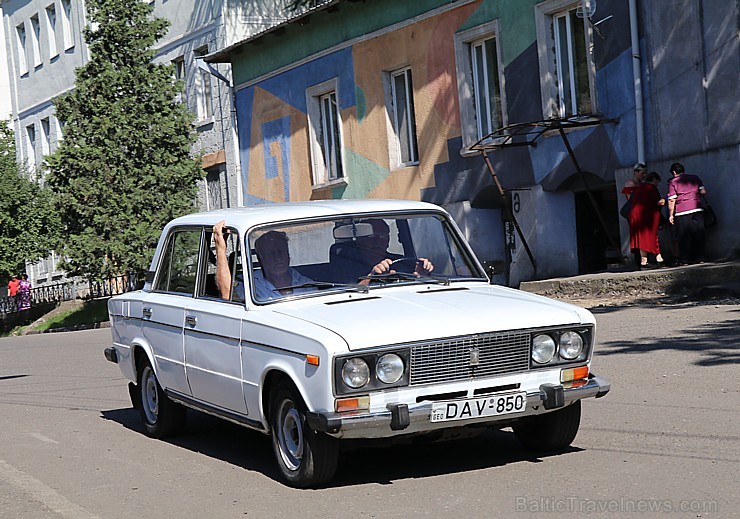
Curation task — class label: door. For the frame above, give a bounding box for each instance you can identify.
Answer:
[183,226,249,415]
[143,228,203,396]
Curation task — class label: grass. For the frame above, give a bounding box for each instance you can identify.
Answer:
[33,299,110,332]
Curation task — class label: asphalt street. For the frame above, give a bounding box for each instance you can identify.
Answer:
[0,301,738,518]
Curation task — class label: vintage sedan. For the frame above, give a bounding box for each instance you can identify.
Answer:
[105,199,610,487]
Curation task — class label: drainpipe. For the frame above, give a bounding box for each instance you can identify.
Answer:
[629,0,645,163]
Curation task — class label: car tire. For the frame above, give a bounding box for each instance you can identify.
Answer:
[269,383,339,488]
[137,358,186,439]
[513,400,581,452]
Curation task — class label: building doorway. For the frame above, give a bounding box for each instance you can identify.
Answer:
[574,185,621,273]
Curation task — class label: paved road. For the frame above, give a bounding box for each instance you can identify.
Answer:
[1,302,738,518]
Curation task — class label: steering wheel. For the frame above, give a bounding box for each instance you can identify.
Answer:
[389,257,419,273]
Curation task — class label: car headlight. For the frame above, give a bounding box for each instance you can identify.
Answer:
[341,358,370,388]
[559,331,584,360]
[532,334,556,364]
[376,353,404,384]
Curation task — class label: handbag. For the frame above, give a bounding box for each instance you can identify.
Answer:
[702,195,717,228]
[619,196,632,219]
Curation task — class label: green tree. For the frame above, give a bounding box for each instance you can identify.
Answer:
[46,0,202,280]
[0,120,60,281]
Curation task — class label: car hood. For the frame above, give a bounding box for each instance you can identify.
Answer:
[274,283,593,351]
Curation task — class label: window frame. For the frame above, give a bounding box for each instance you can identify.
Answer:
[45,4,58,59]
[25,124,37,170]
[535,0,596,119]
[386,67,419,168]
[194,47,213,122]
[30,14,42,68]
[41,117,52,156]
[453,20,508,151]
[60,0,74,50]
[152,227,204,297]
[16,23,28,76]
[306,78,347,189]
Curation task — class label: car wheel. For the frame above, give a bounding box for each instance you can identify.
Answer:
[513,400,581,452]
[269,384,338,488]
[137,359,185,439]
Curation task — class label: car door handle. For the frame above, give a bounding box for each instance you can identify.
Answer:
[142,307,152,318]
[185,315,197,327]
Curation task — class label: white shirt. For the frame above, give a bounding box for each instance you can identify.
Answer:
[252,268,314,301]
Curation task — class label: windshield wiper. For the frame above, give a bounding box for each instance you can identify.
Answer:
[276,281,369,294]
[358,272,447,285]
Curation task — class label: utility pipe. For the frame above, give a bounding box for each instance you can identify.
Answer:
[629,0,645,163]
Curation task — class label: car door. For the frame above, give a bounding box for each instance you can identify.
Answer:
[183,227,248,416]
[143,227,202,396]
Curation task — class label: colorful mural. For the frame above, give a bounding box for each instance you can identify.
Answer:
[234,0,638,207]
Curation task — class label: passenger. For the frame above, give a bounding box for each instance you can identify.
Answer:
[214,222,314,301]
[251,230,314,300]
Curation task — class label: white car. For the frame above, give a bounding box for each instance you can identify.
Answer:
[105,199,610,487]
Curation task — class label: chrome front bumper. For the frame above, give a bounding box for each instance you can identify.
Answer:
[307,374,610,439]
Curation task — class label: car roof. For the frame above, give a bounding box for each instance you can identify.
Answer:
[166,199,446,231]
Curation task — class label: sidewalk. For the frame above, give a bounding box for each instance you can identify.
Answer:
[519,260,740,307]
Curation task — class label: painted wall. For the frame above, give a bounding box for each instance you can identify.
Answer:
[226,0,739,280]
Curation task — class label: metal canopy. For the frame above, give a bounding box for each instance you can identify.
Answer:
[469,116,621,278]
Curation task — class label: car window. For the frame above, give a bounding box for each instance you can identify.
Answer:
[200,228,244,303]
[153,229,202,295]
[247,213,484,303]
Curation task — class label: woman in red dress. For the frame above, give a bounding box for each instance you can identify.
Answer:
[628,172,665,268]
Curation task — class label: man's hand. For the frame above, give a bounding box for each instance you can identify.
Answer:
[414,258,434,277]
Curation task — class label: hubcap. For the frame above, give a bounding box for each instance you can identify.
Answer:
[277,400,304,471]
[141,366,159,424]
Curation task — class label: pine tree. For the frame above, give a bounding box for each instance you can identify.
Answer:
[46,0,203,280]
[0,120,59,280]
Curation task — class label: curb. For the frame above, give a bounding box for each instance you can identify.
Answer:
[24,321,111,335]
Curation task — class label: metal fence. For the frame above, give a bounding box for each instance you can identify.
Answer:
[1,273,141,316]
[88,273,141,299]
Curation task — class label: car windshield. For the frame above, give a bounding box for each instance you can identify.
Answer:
[246,212,485,303]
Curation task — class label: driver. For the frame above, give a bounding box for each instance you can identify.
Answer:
[356,219,433,284]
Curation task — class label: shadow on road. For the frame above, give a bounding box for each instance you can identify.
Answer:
[100,407,581,487]
[597,315,740,366]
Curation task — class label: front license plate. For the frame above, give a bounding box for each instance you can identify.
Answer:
[430,392,527,423]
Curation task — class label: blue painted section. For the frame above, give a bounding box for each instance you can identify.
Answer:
[256,47,356,114]
[235,87,255,204]
[261,116,291,201]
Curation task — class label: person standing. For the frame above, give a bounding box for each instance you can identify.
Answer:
[17,274,32,311]
[7,275,20,306]
[629,172,665,268]
[667,162,707,265]
[623,162,647,266]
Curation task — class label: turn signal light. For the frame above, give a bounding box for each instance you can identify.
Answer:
[335,396,370,413]
[305,354,320,366]
[561,366,589,383]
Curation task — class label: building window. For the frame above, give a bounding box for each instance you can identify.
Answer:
[61,0,74,50]
[30,15,42,68]
[454,21,507,149]
[41,118,52,156]
[306,79,345,186]
[46,4,58,58]
[26,125,37,170]
[389,68,419,166]
[16,24,28,76]
[194,47,213,120]
[205,167,223,210]
[536,0,595,119]
[172,56,185,103]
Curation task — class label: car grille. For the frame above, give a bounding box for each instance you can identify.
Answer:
[409,331,530,386]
